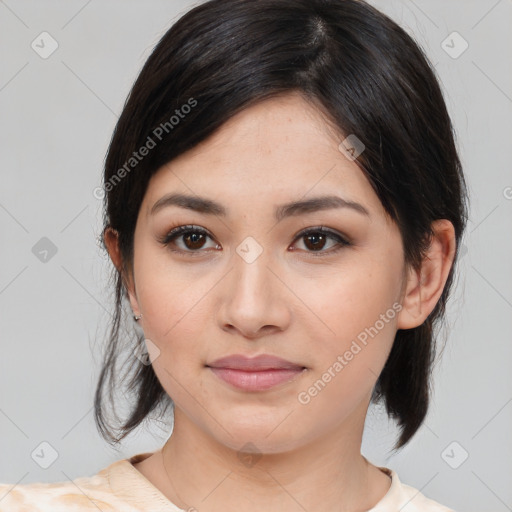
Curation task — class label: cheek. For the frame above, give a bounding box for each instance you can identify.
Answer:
[134,244,216,343]
[137,272,208,405]
[295,307,397,427]
[132,293,210,403]
[292,253,402,344]
[291,252,402,393]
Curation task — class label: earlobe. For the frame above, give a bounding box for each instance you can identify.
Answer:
[396,219,456,330]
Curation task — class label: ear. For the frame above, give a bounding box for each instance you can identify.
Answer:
[396,219,456,330]
[103,226,141,318]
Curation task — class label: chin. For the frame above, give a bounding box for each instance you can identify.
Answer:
[208,419,304,456]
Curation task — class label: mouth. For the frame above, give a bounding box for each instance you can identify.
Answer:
[206,354,307,392]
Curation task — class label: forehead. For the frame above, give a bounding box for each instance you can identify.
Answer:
[172,92,343,167]
[142,92,385,220]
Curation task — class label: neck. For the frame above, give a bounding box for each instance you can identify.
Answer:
[159,405,387,512]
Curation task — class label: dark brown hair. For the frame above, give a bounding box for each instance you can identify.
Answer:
[94,0,469,453]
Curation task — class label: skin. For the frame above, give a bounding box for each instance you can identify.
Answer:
[104,92,456,512]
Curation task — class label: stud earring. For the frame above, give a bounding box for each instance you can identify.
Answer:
[133,313,142,321]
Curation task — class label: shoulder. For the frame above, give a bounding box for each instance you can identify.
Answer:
[371,466,457,512]
[0,463,140,512]
[398,481,456,512]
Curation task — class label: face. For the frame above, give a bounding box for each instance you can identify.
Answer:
[125,92,409,454]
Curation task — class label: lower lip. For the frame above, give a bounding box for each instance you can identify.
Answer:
[208,367,306,391]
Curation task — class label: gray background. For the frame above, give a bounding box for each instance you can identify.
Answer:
[0,1,511,510]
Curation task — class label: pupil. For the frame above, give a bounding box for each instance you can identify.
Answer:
[186,233,205,249]
[306,234,325,251]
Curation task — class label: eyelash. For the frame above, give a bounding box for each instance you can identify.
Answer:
[157,224,351,258]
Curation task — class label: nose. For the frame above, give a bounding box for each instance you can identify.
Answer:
[217,243,291,340]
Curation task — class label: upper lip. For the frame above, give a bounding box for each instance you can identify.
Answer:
[207,354,305,371]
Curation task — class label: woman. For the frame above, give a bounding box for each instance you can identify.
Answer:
[0,0,468,510]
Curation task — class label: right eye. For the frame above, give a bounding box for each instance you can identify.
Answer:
[158,224,221,254]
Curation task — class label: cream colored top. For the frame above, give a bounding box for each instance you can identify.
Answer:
[0,451,455,511]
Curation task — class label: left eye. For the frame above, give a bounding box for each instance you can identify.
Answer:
[292,227,350,254]
[158,225,350,255]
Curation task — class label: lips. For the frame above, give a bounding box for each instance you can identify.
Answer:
[207,354,305,371]
[206,354,307,391]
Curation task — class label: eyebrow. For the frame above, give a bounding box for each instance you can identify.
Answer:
[150,193,370,221]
